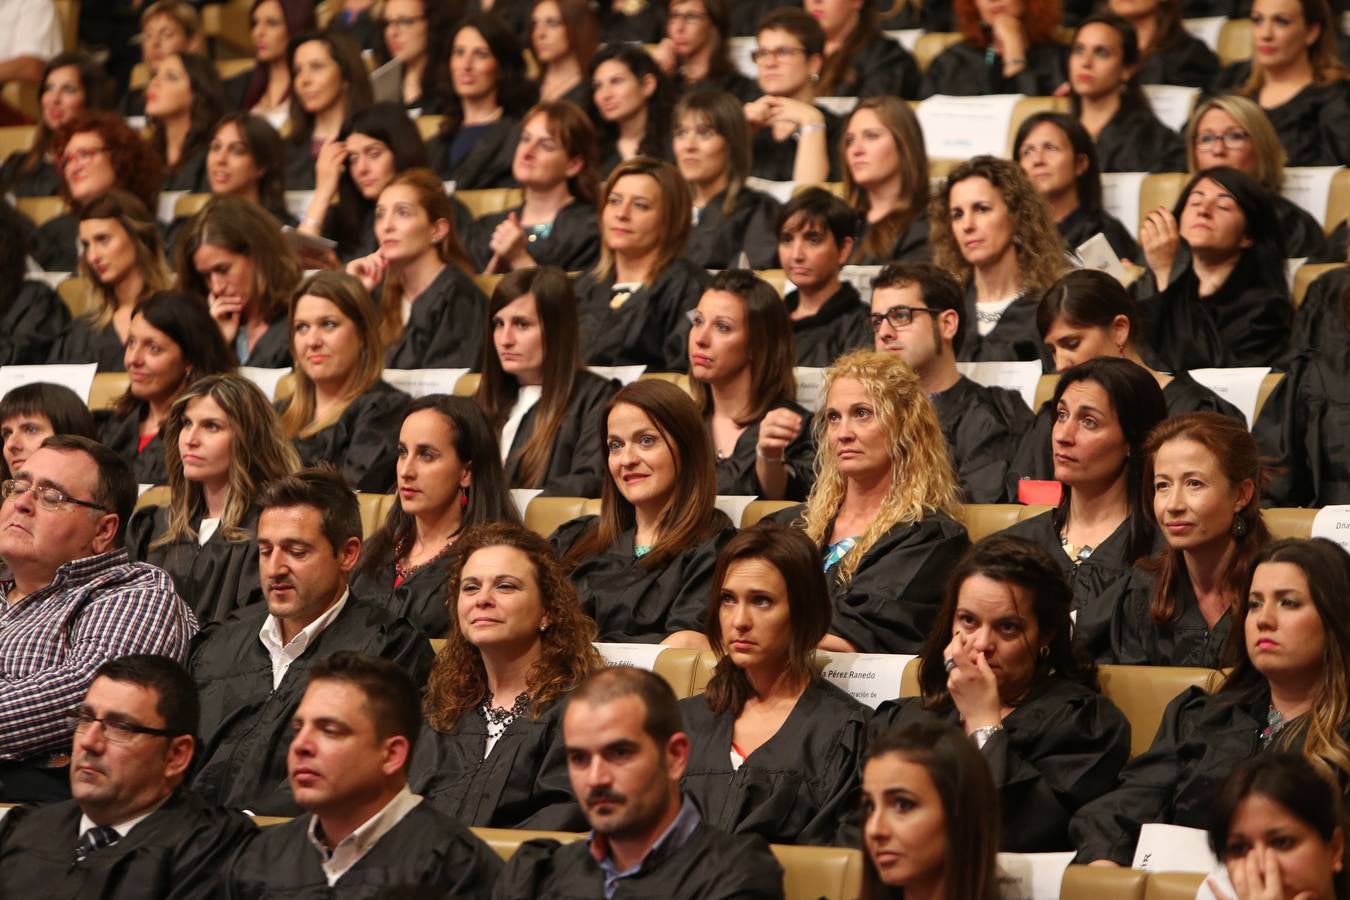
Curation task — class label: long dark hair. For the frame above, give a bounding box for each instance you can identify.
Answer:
[1067,14,1152,117]
[240,0,316,110]
[330,102,429,250]
[818,0,881,95]
[113,290,236,418]
[1048,356,1167,564]
[1036,268,1142,348]
[148,52,226,176]
[433,13,538,130]
[13,52,113,180]
[1013,111,1106,214]
[209,112,288,218]
[285,30,373,146]
[1175,165,1287,267]
[587,43,676,161]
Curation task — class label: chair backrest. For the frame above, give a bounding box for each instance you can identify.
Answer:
[134,484,171,511]
[470,826,583,861]
[457,188,524,220]
[88,373,130,411]
[771,844,864,900]
[356,492,396,539]
[1007,96,1071,156]
[1144,871,1208,900]
[523,496,591,537]
[757,268,788,297]
[913,31,963,72]
[56,277,93,318]
[1264,507,1317,540]
[416,115,445,141]
[454,373,481,397]
[741,499,797,528]
[15,195,68,227]
[174,193,212,220]
[958,503,1052,542]
[1217,18,1252,65]
[1253,372,1284,423]
[637,372,695,397]
[0,125,36,162]
[652,647,704,699]
[1034,373,1060,410]
[1324,169,1350,237]
[1097,664,1217,758]
[52,0,79,51]
[1138,173,1188,234]
[1292,263,1344,310]
[1060,864,1149,900]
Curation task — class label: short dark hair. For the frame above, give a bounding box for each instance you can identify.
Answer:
[756,6,825,56]
[567,666,683,748]
[1013,111,1106,213]
[872,261,967,352]
[0,383,98,480]
[776,186,859,246]
[256,467,361,554]
[93,653,199,737]
[116,290,236,419]
[37,434,136,547]
[307,651,421,752]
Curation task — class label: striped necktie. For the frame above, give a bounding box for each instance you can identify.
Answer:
[75,825,120,862]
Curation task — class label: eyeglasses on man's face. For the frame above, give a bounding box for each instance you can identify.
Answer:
[868,305,941,332]
[64,709,177,744]
[0,479,110,513]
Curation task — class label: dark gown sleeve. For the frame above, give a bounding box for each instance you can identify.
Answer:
[921,41,1065,98]
[1005,400,1057,495]
[1,281,71,365]
[1095,107,1186,174]
[958,293,1047,364]
[472,203,599,273]
[283,138,317,191]
[46,317,127,371]
[128,505,265,626]
[576,261,711,371]
[1136,31,1219,89]
[1253,356,1350,507]
[936,379,1032,504]
[31,212,79,273]
[290,383,410,493]
[846,32,921,100]
[505,371,620,497]
[430,118,522,189]
[384,267,488,369]
[237,317,292,369]
[1265,81,1350,167]
[1285,266,1350,368]
[350,553,452,638]
[466,209,506,271]
[712,400,816,501]
[1274,194,1331,261]
[686,189,781,271]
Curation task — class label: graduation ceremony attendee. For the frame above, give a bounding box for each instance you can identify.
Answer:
[225,0,316,130]
[1205,753,1350,900]
[874,535,1130,853]
[353,396,522,638]
[278,271,410,493]
[743,7,839,183]
[574,156,711,371]
[650,0,759,101]
[1185,94,1330,262]
[30,110,162,273]
[1136,166,1291,370]
[1104,412,1272,667]
[1015,113,1141,262]
[1212,0,1350,167]
[475,267,620,498]
[467,99,602,274]
[529,0,598,106]
[920,0,1068,98]
[298,102,432,264]
[1066,15,1185,174]
[842,96,931,265]
[283,30,373,191]
[0,435,197,802]
[871,262,1031,504]
[680,524,868,847]
[554,379,737,647]
[675,90,781,270]
[0,382,97,481]
[596,0,665,42]
[0,222,64,368]
[189,468,434,816]
[860,721,1002,900]
[1072,537,1350,866]
[347,168,489,370]
[491,665,786,899]
[0,52,111,198]
[378,0,453,112]
[0,655,255,900]
[121,0,202,117]
[1108,0,1218,87]
[411,523,602,829]
[97,291,236,486]
[588,42,677,174]
[425,13,537,189]
[776,186,872,367]
[931,155,1070,364]
[130,374,300,626]
[177,195,304,368]
[145,52,226,194]
[327,0,383,53]
[48,190,169,372]
[690,269,815,501]
[812,0,919,99]
[198,113,292,230]
[224,651,502,898]
[772,350,971,654]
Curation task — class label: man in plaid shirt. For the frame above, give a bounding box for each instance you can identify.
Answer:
[0,435,197,802]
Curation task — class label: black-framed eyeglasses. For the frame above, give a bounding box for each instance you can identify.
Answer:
[63,710,177,744]
[869,306,942,332]
[0,479,110,513]
[1195,129,1250,150]
[750,46,807,63]
[378,14,425,30]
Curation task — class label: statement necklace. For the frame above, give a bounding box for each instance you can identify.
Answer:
[479,691,530,743]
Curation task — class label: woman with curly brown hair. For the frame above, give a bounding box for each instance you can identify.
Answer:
[931,155,1069,363]
[410,521,603,829]
[920,0,1068,98]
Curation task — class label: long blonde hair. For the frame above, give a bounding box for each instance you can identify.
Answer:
[798,350,962,584]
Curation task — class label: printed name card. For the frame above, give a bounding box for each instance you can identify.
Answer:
[25,271,71,290]
[714,496,759,527]
[956,360,1042,411]
[918,94,1025,160]
[794,367,826,413]
[1281,167,1341,227]
[593,642,665,672]
[1075,232,1130,284]
[586,365,646,385]
[238,367,292,400]
[838,264,884,306]
[729,36,757,79]
[1187,367,1271,427]
[744,177,798,205]
[0,364,97,403]
[1131,823,1218,874]
[137,484,156,497]
[509,489,545,521]
[815,96,860,118]
[1100,172,1150,241]
[996,851,1075,900]
[1311,505,1350,553]
[1181,16,1227,49]
[883,28,923,51]
[814,651,915,708]
[283,190,315,223]
[1141,85,1200,133]
[382,368,471,399]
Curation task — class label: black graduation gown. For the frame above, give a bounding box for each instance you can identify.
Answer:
[427,117,521,190]
[1210,67,1350,166]
[384,264,488,370]
[502,370,620,497]
[162,146,210,194]
[1,280,70,364]
[466,202,599,273]
[284,137,319,191]
[852,214,932,265]
[32,211,79,272]
[920,41,1067,99]
[492,819,785,900]
[96,406,168,485]
[749,106,844,182]
[1059,206,1140,262]
[0,789,257,900]
[1285,264,1350,368]
[284,381,410,493]
[349,550,452,638]
[827,31,921,101]
[1139,254,1292,370]
[675,68,761,103]
[874,679,1131,853]
[551,514,737,643]
[410,696,584,830]
[0,153,60,197]
[596,3,665,43]
[1253,354,1350,506]
[128,505,264,626]
[784,282,873,368]
[1069,680,1350,864]
[679,678,867,847]
[237,316,293,368]
[1317,219,1347,263]
[1273,193,1330,261]
[1093,105,1185,174]
[223,801,501,900]
[933,375,1032,504]
[710,398,816,502]
[188,595,434,815]
[730,0,784,35]
[574,258,711,371]
[686,188,781,270]
[1136,31,1219,89]
[768,505,972,654]
[1102,565,1233,667]
[957,289,1046,365]
[47,317,125,371]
